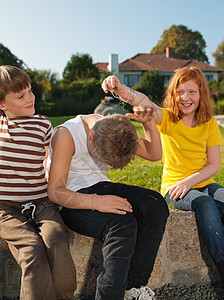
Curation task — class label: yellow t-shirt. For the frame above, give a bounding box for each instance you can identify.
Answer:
[157,109,224,197]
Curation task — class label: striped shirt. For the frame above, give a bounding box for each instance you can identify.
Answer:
[0,114,52,201]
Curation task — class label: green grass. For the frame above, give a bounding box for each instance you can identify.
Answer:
[50,116,224,192]
[50,115,76,128]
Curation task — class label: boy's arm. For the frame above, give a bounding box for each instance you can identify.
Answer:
[47,127,132,214]
[43,146,49,171]
[127,106,162,161]
[102,75,163,124]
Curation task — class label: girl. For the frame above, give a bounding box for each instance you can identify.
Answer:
[102,66,224,283]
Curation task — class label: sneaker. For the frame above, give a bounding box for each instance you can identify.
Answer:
[124,286,156,300]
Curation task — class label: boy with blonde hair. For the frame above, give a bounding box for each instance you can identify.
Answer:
[47,89,169,299]
[0,65,76,300]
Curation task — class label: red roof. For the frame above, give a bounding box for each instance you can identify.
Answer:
[119,53,223,72]
[95,53,223,73]
[95,62,109,73]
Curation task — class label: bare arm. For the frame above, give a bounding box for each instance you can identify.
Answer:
[126,106,162,161]
[43,146,49,171]
[169,145,220,200]
[102,75,163,124]
[47,127,133,214]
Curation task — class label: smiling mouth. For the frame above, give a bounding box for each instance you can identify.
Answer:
[181,103,192,107]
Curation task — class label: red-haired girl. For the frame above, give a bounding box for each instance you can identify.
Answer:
[103,66,224,285]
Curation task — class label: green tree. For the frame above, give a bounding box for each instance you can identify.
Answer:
[26,69,60,100]
[138,69,165,104]
[63,53,100,83]
[212,41,224,69]
[151,25,209,63]
[0,43,26,69]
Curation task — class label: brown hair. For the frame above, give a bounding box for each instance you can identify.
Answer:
[163,66,212,123]
[0,65,31,101]
[92,114,139,169]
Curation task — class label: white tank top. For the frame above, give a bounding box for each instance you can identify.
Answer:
[47,115,110,192]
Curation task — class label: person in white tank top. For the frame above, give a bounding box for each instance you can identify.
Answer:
[47,81,169,300]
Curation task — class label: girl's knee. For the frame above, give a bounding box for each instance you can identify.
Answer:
[192,196,215,211]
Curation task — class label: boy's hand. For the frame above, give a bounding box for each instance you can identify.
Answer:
[101,75,123,95]
[93,194,133,215]
[126,105,157,124]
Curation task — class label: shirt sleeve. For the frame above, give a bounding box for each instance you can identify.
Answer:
[207,117,224,147]
[156,108,169,133]
[44,117,53,146]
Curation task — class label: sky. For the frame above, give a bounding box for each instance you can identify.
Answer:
[0,0,224,79]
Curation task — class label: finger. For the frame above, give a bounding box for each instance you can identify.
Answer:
[116,199,132,211]
[172,190,182,200]
[113,209,127,215]
[125,113,140,121]
[179,189,187,199]
[101,80,109,93]
[169,188,178,200]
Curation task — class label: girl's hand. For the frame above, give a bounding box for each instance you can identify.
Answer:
[93,194,133,215]
[101,75,123,95]
[126,105,157,124]
[169,180,192,200]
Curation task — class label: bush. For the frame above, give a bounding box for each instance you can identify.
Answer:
[35,78,105,116]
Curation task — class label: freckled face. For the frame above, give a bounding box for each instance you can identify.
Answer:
[0,85,35,118]
[177,80,200,116]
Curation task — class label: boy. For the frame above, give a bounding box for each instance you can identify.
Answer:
[0,65,76,300]
[47,104,169,298]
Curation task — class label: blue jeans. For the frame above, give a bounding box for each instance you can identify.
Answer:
[165,183,224,282]
[61,181,169,300]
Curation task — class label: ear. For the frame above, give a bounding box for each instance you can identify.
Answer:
[89,131,95,141]
[0,101,6,111]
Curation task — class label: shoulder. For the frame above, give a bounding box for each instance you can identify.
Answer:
[156,108,172,132]
[82,114,103,124]
[51,126,74,150]
[30,114,52,128]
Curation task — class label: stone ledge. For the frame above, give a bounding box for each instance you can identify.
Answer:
[0,210,221,297]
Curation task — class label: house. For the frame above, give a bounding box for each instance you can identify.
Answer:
[95,48,224,87]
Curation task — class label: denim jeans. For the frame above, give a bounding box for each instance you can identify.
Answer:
[165,183,224,282]
[61,181,169,300]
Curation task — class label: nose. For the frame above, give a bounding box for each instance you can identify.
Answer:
[29,91,35,102]
[182,92,189,101]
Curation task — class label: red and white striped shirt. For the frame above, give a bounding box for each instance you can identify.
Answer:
[0,114,52,201]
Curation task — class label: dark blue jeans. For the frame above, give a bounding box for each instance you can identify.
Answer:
[165,183,224,282]
[61,181,169,300]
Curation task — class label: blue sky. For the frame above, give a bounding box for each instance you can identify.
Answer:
[1,0,223,78]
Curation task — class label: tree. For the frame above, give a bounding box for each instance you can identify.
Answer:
[138,69,165,104]
[63,53,100,83]
[212,41,224,69]
[26,68,60,100]
[151,25,209,63]
[0,43,26,69]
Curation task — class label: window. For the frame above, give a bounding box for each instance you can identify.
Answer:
[205,74,213,81]
[124,74,141,87]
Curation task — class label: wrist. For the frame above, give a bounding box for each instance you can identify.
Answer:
[120,86,136,103]
[141,119,156,129]
[89,193,97,211]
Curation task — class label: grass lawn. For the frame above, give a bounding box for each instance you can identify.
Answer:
[50,115,224,192]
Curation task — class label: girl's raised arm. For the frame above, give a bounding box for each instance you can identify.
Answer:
[102,75,163,124]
